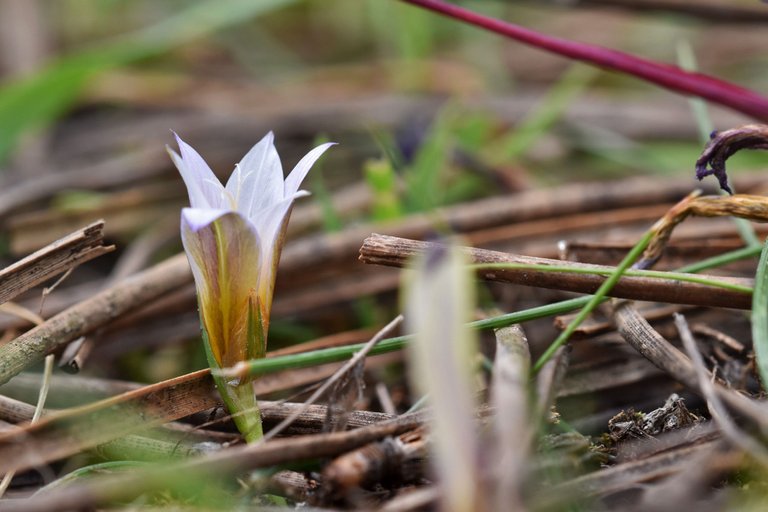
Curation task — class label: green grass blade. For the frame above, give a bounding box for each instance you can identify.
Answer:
[364,158,404,221]
[491,63,595,164]
[751,239,768,390]
[225,242,760,379]
[532,229,653,372]
[470,263,753,295]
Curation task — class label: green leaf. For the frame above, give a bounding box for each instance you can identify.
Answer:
[364,158,403,221]
[751,238,768,390]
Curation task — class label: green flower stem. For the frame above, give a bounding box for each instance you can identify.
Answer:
[203,328,263,443]
[223,242,761,380]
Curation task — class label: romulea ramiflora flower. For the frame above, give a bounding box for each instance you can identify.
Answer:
[170,132,334,441]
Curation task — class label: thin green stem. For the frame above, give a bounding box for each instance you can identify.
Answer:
[219,297,591,379]
[532,230,654,372]
[469,263,752,295]
[33,461,151,496]
[224,243,761,380]
[676,39,760,248]
[676,40,714,143]
[751,239,768,390]
[675,244,763,274]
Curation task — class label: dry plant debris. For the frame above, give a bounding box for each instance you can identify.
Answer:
[2,0,768,507]
[0,131,767,510]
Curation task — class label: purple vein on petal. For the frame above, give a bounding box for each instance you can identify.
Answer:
[182,211,262,368]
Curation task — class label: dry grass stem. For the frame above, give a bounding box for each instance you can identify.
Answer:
[491,324,532,511]
[2,412,426,512]
[613,301,768,432]
[259,315,403,441]
[0,253,192,386]
[360,234,753,309]
[543,436,724,507]
[0,220,113,306]
[674,313,768,467]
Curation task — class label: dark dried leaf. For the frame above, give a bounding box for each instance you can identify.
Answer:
[695,124,768,194]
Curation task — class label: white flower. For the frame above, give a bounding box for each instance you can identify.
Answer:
[169,132,334,369]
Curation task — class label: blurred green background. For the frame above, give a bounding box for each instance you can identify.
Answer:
[1,0,766,381]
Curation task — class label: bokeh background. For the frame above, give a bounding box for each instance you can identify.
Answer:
[1,0,766,383]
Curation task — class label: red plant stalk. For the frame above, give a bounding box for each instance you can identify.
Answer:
[399,0,768,122]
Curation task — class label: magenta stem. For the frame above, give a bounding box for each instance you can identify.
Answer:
[400,0,768,121]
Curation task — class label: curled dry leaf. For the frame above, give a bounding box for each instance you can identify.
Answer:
[695,124,768,194]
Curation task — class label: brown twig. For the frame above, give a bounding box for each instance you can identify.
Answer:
[0,368,217,475]
[637,192,768,269]
[674,313,768,467]
[0,353,402,475]
[0,220,113,306]
[286,174,752,276]
[0,388,394,437]
[540,436,726,507]
[259,315,404,441]
[0,395,36,424]
[558,347,665,399]
[321,427,428,502]
[0,253,191,386]
[359,234,754,309]
[1,412,426,512]
[612,301,768,432]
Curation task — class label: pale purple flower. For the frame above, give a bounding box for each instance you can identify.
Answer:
[170,132,334,369]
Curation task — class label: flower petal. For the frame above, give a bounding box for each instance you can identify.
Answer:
[249,193,306,324]
[284,142,336,198]
[171,133,225,209]
[228,132,284,218]
[181,211,263,368]
[182,207,230,232]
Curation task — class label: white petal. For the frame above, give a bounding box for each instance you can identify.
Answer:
[182,207,230,232]
[284,142,336,198]
[171,133,225,209]
[169,149,209,209]
[248,195,299,312]
[229,132,284,218]
[254,195,294,254]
